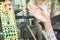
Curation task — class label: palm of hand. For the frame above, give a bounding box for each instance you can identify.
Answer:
[28,4,50,23]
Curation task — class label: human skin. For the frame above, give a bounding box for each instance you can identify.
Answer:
[27,4,57,40]
[27,4,52,32]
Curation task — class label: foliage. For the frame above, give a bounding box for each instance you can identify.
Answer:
[57,0,60,5]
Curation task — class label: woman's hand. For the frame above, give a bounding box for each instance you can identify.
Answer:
[27,4,50,23]
[27,4,57,40]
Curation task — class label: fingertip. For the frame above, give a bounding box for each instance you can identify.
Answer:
[27,4,33,9]
[27,4,31,9]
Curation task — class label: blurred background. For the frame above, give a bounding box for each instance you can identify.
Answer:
[0,0,60,40]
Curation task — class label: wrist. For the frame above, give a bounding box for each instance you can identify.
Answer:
[44,19,51,25]
[44,20,53,31]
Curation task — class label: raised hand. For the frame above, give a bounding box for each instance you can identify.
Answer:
[27,4,50,23]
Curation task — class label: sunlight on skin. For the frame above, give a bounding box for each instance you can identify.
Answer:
[27,3,57,40]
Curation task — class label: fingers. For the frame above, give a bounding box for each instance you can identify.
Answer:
[27,4,48,12]
[29,10,46,21]
[28,4,40,19]
[27,4,43,17]
[27,5,36,15]
[27,4,42,15]
[28,9,36,17]
[28,6,39,19]
[38,5,47,11]
[27,4,46,20]
[38,5,50,18]
[27,4,41,16]
[27,4,40,11]
[29,11,37,18]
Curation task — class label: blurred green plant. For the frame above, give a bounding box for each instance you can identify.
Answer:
[57,0,60,5]
[14,4,20,9]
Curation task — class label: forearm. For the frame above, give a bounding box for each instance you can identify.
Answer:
[44,20,57,40]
